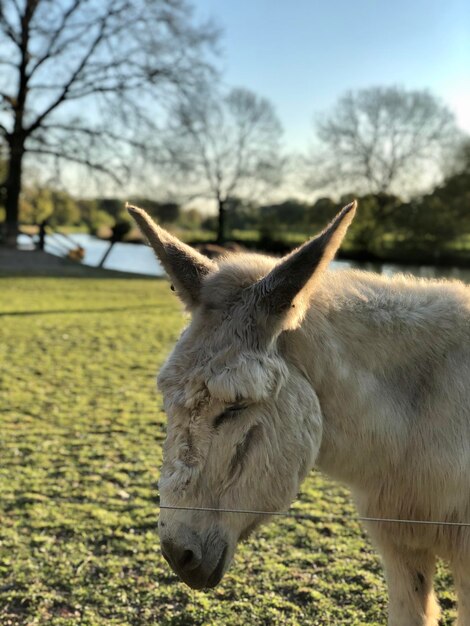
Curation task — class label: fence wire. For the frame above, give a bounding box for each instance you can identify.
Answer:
[158,504,470,528]
[3,378,470,530]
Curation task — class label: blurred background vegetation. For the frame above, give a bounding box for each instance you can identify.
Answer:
[0,0,469,265]
[4,149,470,265]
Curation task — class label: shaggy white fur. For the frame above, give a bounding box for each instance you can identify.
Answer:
[129,202,470,626]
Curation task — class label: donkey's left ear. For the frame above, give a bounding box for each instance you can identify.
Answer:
[254,201,357,329]
[127,204,217,309]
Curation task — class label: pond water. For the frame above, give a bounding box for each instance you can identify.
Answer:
[20,232,470,283]
[44,233,164,276]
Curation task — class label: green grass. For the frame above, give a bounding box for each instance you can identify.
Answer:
[0,276,457,625]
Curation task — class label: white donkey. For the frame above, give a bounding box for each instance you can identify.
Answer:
[128,202,470,626]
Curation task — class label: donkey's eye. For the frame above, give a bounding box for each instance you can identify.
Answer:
[214,403,247,429]
[229,402,248,412]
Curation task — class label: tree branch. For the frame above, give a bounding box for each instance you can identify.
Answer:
[26,7,113,135]
[0,7,20,46]
[27,0,84,77]
[26,147,121,183]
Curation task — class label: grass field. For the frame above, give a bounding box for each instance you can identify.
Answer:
[0,276,457,625]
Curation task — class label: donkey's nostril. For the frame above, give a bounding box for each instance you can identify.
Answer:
[161,539,202,573]
[180,549,196,569]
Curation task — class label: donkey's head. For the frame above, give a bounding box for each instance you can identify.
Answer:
[128,202,356,589]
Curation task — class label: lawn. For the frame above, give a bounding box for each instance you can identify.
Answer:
[0,276,457,625]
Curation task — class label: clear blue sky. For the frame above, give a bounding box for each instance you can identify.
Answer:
[194,0,470,150]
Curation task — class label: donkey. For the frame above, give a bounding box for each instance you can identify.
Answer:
[128,202,470,626]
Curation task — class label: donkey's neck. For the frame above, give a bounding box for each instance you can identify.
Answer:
[283,268,467,488]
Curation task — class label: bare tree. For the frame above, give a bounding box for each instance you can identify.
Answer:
[0,0,217,245]
[164,86,284,243]
[307,86,457,195]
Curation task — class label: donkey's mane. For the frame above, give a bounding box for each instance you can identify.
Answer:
[200,253,276,310]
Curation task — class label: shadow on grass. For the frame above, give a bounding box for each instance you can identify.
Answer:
[0,304,176,317]
[0,265,161,279]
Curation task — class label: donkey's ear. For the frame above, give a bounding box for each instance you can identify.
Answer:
[255,201,356,328]
[127,204,216,308]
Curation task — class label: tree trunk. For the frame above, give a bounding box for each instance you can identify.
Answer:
[2,0,33,248]
[3,139,25,248]
[98,241,115,268]
[216,197,225,245]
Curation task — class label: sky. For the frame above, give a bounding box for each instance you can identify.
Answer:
[193,0,470,151]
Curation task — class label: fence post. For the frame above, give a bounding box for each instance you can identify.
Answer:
[38,220,47,251]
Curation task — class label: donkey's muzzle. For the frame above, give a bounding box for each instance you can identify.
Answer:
[161,531,228,589]
[161,538,202,573]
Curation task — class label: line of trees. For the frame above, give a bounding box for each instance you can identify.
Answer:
[0,1,468,257]
[201,139,470,262]
[13,191,183,233]
[14,136,469,264]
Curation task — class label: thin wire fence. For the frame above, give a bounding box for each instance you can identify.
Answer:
[3,360,470,529]
[3,381,470,530]
[159,504,470,528]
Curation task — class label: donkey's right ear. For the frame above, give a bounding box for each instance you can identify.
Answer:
[127,204,216,309]
[253,201,356,331]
